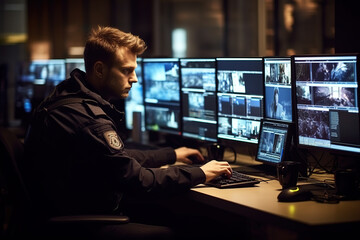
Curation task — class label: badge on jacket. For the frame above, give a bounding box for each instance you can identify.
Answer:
[104,130,122,150]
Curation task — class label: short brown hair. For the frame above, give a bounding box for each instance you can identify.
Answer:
[84,26,147,73]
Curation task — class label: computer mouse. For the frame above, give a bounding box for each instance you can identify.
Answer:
[277,186,313,202]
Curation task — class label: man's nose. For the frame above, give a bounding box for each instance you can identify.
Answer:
[131,72,138,83]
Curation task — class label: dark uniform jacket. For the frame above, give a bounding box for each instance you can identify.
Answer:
[24,69,205,217]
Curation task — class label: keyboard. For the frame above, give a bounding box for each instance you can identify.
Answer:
[205,170,260,188]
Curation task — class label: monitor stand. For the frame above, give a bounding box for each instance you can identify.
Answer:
[234,163,278,179]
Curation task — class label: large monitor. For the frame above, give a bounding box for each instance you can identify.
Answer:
[292,54,360,155]
[143,58,181,135]
[217,57,264,144]
[125,58,145,131]
[180,58,217,142]
[263,57,292,122]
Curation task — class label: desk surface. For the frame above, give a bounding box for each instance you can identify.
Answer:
[189,175,360,229]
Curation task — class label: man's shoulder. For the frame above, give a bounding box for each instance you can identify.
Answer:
[49,97,107,119]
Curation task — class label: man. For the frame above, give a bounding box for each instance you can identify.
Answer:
[269,87,285,119]
[24,26,232,238]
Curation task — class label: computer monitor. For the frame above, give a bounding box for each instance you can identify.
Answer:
[45,59,66,86]
[143,58,181,135]
[180,58,217,142]
[256,120,292,165]
[217,57,264,144]
[125,58,145,131]
[292,54,360,155]
[15,59,66,118]
[65,58,85,77]
[263,57,293,122]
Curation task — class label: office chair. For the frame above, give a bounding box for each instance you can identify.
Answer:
[0,127,174,239]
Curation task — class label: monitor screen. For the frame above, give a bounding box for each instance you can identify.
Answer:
[293,54,360,155]
[65,58,85,77]
[15,59,66,117]
[256,120,292,165]
[217,57,264,144]
[44,59,66,87]
[264,57,292,122]
[180,58,217,142]
[143,58,181,135]
[125,58,145,131]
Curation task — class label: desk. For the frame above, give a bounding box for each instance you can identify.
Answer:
[186,174,360,239]
[137,141,359,238]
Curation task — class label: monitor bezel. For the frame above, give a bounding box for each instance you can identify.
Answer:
[262,56,294,124]
[291,53,360,157]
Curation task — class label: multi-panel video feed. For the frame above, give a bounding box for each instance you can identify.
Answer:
[293,54,360,154]
[264,57,292,122]
[180,58,217,142]
[217,58,264,144]
[143,58,181,135]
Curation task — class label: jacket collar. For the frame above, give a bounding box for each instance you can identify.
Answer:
[68,69,125,121]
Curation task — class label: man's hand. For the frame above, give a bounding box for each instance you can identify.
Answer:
[174,147,205,164]
[200,160,232,183]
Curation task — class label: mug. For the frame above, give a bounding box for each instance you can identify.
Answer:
[335,168,359,198]
[277,161,300,189]
[206,143,237,163]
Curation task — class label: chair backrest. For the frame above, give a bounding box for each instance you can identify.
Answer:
[0,127,30,238]
[0,128,170,239]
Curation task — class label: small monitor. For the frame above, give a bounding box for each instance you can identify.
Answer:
[125,58,145,131]
[256,120,292,165]
[143,58,181,135]
[216,57,264,144]
[180,58,217,142]
[292,54,360,155]
[263,57,293,122]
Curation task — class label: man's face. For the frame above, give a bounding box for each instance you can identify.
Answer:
[102,47,138,100]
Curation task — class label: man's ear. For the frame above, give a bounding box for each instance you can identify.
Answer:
[94,61,104,79]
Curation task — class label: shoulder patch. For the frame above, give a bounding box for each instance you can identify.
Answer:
[104,130,122,150]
